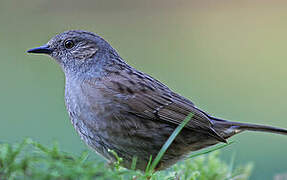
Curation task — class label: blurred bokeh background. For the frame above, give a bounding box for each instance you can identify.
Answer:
[1,0,287,179]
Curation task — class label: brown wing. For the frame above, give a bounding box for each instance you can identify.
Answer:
[100,70,226,142]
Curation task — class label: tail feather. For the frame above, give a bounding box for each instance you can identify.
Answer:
[211,117,287,139]
[228,121,287,135]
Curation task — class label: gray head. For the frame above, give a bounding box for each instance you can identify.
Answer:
[28,30,122,76]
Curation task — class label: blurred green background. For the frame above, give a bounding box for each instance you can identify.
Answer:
[1,0,287,179]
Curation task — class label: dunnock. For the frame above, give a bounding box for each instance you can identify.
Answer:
[28,30,287,171]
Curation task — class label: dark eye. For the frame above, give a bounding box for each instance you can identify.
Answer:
[64,40,74,49]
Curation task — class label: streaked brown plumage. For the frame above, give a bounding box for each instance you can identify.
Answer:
[28,30,287,171]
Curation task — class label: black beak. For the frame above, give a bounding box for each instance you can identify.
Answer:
[27,45,53,54]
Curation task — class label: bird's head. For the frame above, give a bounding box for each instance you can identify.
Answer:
[27,30,119,76]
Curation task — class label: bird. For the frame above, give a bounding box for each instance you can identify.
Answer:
[27,30,287,171]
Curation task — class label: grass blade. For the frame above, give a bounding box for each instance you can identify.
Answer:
[149,113,194,172]
[189,141,234,159]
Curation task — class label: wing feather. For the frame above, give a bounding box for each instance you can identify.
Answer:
[98,71,226,142]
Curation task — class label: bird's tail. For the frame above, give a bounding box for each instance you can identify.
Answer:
[211,117,287,139]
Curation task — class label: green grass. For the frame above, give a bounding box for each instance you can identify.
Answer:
[0,114,253,179]
[0,138,253,180]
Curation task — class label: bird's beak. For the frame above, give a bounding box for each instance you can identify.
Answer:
[27,45,53,54]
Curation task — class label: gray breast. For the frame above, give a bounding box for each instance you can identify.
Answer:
[64,78,116,161]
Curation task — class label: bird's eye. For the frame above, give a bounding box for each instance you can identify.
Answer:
[64,40,74,49]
